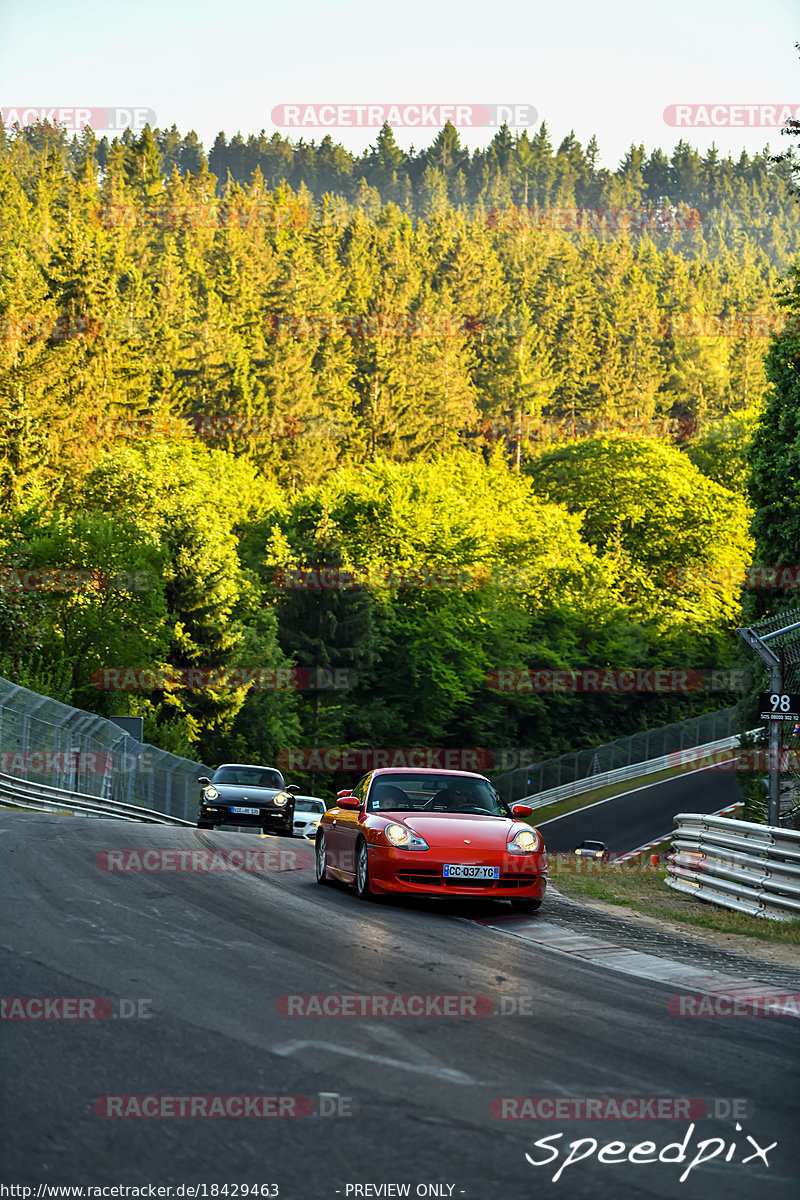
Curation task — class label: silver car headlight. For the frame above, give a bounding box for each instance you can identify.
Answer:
[203,785,219,801]
[507,828,541,854]
[384,823,429,850]
[274,793,288,806]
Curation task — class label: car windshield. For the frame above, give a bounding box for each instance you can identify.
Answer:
[213,766,285,789]
[580,841,605,850]
[297,798,325,814]
[367,773,509,816]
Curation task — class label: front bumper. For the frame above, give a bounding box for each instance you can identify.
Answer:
[200,806,292,828]
[367,845,548,899]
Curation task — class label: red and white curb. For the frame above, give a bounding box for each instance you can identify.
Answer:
[476,802,796,1016]
[612,802,744,864]
[473,917,799,1016]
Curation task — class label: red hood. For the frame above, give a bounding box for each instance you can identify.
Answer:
[392,812,526,850]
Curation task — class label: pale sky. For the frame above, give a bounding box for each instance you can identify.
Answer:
[0,0,798,167]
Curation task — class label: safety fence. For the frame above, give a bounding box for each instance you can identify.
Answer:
[0,768,194,825]
[516,730,756,811]
[0,675,210,824]
[493,707,738,804]
[666,813,800,921]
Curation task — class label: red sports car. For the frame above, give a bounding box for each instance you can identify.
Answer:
[314,767,547,911]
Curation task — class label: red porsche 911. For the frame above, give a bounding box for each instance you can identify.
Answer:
[314,767,547,911]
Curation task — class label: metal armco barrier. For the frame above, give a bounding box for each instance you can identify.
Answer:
[666,813,800,921]
[0,675,211,821]
[519,731,758,810]
[0,770,194,826]
[494,706,739,804]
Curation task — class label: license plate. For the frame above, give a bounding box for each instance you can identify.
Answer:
[231,807,260,815]
[443,864,499,880]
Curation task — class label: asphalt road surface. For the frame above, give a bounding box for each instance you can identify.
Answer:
[1,810,797,1200]
[539,767,740,854]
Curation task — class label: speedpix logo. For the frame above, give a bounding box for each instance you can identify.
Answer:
[523,1122,776,1184]
[1,107,156,131]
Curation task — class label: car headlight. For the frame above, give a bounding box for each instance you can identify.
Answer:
[274,794,288,806]
[203,785,219,801]
[595,851,602,857]
[507,828,540,854]
[384,823,429,850]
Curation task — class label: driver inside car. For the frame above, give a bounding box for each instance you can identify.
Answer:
[431,784,477,810]
[371,784,409,810]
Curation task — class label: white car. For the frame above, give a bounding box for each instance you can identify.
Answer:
[292,796,327,840]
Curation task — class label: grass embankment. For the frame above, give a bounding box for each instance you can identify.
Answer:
[550,844,800,947]
[527,746,739,825]
[529,764,684,824]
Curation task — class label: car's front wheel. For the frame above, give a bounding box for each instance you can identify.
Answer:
[315,833,331,885]
[510,898,542,913]
[197,820,214,829]
[355,838,373,901]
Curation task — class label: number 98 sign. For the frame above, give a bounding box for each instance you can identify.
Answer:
[759,692,800,720]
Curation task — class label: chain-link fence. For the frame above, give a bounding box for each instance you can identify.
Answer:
[492,707,738,804]
[0,675,210,823]
[740,607,800,828]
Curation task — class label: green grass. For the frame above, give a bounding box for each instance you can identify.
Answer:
[550,848,800,946]
[0,803,74,815]
[523,748,741,825]
[528,765,684,824]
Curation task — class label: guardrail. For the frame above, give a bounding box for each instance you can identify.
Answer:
[0,674,211,820]
[494,706,739,804]
[0,770,194,826]
[665,813,800,921]
[520,731,758,810]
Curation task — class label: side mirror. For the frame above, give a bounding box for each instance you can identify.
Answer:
[198,777,211,785]
[511,803,534,817]
[286,784,300,794]
[337,794,361,810]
